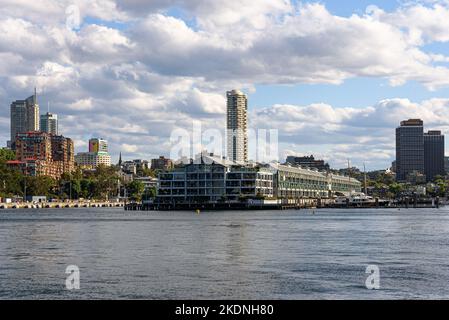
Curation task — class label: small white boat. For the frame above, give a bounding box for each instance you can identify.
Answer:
[334,192,376,206]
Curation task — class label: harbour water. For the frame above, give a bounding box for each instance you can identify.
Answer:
[0,207,448,299]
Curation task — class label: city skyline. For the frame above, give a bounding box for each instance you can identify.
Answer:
[2,1,449,170]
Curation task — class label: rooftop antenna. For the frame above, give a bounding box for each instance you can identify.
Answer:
[34,87,37,104]
[48,101,50,114]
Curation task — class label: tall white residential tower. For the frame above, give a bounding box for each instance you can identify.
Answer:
[226,89,248,163]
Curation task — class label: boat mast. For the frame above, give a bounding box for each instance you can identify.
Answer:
[363,162,367,195]
[347,159,351,182]
[347,159,351,195]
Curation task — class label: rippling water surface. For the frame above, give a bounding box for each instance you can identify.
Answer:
[0,207,448,299]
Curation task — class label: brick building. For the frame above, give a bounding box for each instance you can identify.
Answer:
[8,132,75,179]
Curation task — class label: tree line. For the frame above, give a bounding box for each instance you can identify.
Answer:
[0,148,155,201]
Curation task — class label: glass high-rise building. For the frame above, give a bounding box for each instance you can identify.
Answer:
[226,89,248,163]
[395,119,424,181]
[424,131,445,182]
[9,90,39,148]
[40,112,58,135]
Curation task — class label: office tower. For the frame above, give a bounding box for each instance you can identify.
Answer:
[10,89,40,147]
[226,89,248,163]
[424,131,445,182]
[40,112,58,135]
[395,119,424,181]
[89,138,108,153]
[9,132,74,178]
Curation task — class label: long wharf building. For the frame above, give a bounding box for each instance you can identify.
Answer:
[156,155,361,205]
[158,155,273,204]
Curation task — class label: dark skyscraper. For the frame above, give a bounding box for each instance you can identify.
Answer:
[424,131,445,182]
[396,119,424,181]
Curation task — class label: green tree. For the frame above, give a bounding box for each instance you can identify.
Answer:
[80,178,95,199]
[143,186,157,201]
[0,165,22,198]
[127,180,145,201]
[23,176,56,198]
[432,176,447,197]
[0,148,15,161]
[389,182,404,197]
[137,167,156,178]
[60,170,83,200]
[93,165,120,200]
[0,150,22,198]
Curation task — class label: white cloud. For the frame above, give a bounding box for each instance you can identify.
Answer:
[67,98,94,111]
[121,143,139,153]
[1,1,449,167]
[375,3,449,43]
[253,97,449,169]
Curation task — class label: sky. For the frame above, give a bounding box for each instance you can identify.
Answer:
[2,0,449,170]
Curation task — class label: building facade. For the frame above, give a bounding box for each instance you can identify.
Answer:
[157,162,273,204]
[133,176,158,192]
[121,159,150,175]
[8,132,74,179]
[50,135,75,174]
[151,156,174,171]
[9,90,39,148]
[40,112,58,135]
[395,119,446,182]
[89,138,108,153]
[424,130,445,181]
[285,155,330,172]
[226,89,248,163]
[272,164,361,199]
[156,156,361,204]
[75,152,111,169]
[75,138,111,169]
[445,157,449,175]
[396,119,425,181]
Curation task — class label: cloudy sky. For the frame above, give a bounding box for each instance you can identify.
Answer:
[1,0,449,170]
